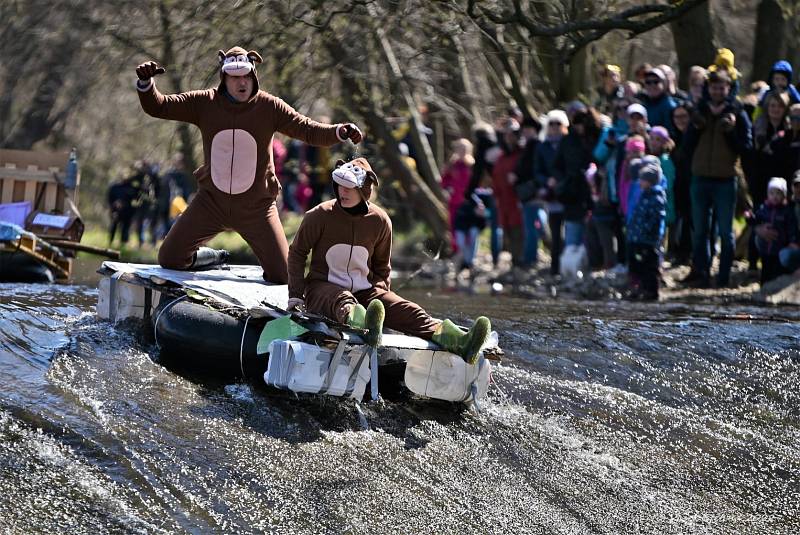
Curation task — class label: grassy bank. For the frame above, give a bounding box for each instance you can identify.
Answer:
[80,212,304,264]
[77,210,438,265]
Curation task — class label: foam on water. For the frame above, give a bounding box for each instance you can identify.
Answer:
[0,285,798,532]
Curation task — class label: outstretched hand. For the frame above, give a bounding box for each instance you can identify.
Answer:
[136,61,166,81]
[338,123,364,144]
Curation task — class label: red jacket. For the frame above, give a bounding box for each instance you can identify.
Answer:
[491,148,523,229]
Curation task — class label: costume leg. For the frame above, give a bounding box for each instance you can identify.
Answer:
[158,190,224,269]
[304,280,358,323]
[354,287,441,340]
[234,200,289,284]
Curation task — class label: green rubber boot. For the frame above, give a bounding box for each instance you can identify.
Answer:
[346,304,367,329]
[363,299,385,347]
[432,317,491,365]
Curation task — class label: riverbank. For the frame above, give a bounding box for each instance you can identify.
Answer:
[403,250,800,307]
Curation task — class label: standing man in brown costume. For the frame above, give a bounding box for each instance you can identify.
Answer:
[135,47,363,282]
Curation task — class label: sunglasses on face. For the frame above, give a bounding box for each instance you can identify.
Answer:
[645,79,662,86]
[548,122,562,127]
[791,116,800,122]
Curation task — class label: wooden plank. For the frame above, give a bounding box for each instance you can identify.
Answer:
[44,183,58,212]
[23,181,37,204]
[0,149,67,171]
[1,178,14,204]
[0,168,58,182]
[56,184,65,213]
[13,180,25,202]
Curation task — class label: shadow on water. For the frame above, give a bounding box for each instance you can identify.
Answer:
[0,279,798,533]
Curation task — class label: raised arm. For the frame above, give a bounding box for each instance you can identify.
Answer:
[135,61,203,125]
[272,97,362,147]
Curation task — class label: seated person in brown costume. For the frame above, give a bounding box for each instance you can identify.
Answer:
[134,47,362,281]
[287,158,491,363]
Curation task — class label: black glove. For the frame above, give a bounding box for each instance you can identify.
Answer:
[337,123,364,144]
[136,61,166,81]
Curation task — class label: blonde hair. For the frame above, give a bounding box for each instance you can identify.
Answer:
[449,138,475,166]
[765,91,790,111]
[689,66,707,85]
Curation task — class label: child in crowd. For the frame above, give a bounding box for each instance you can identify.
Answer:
[753,177,798,284]
[626,161,667,300]
[287,158,491,363]
[618,134,647,219]
[757,61,800,113]
[781,173,800,273]
[706,47,740,100]
[453,173,495,273]
[649,126,677,239]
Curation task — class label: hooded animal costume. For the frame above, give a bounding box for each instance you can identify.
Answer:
[136,47,355,282]
[288,158,490,363]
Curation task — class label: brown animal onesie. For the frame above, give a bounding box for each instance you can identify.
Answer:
[288,158,441,339]
[137,47,347,283]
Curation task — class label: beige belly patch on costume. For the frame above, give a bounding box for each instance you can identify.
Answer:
[326,243,371,292]
[210,129,258,194]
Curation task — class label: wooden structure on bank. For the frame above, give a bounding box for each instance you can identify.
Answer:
[0,148,80,281]
[0,149,76,211]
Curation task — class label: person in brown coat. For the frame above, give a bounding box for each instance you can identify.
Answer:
[134,47,363,282]
[287,158,491,363]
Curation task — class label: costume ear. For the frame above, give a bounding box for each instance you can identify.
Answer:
[366,171,378,183]
[247,51,263,64]
[334,159,346,168]
[218,50,226,64]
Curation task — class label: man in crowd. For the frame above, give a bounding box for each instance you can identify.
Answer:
[685,69,753,288]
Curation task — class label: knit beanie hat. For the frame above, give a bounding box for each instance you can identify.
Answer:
[768,176,787,196]
[650,126,671,141]
[546,109,569,127]
[626,103,648,121]
[626,136,646,153]
[639,163,662,185]
[708,48,740,80]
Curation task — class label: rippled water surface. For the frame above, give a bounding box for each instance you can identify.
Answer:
[1,278,798,534]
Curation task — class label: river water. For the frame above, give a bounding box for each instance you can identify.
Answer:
[0,261,798,533]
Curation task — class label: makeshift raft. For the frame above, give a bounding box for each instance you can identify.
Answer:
[0,223,72,282]
[96,262,501,404]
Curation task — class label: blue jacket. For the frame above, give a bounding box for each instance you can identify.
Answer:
[642,93,678,132]
[754,201,798,256]
[626,159,667,225]
[627,185,666,247]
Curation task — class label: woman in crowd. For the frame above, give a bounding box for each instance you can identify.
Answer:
[535,110,569,276]
[669,102,695,263]
[553,107,602,250]
[441,138,475,250]
[746,92,790,269]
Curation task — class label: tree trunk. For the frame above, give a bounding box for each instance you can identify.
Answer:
[159,1,198,192]
[751,0,787,83]
[670,1,717,88]
[325,37,450,246]
[2,33,80,149]
[367,5,445,203]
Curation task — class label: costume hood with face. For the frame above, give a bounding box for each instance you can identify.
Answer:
[137,46,350,283]
[218,46,262,98]
[331,158,378,203]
